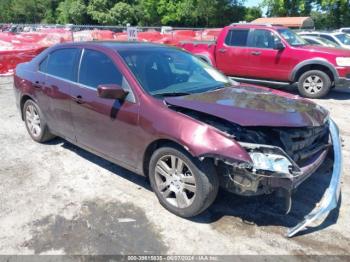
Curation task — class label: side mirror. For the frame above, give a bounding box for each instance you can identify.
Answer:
[274,42,285,50]
[97,84,128,100]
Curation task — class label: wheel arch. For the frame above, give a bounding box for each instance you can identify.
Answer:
[290,59,338,83]
[142,139,191,178]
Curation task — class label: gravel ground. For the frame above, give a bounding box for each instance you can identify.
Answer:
[0,76,349,255]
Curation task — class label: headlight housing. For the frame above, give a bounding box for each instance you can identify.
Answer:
[249,152,293,174]
[336,57,350,67]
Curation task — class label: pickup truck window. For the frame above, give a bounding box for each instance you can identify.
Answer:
[225,29,249,47]
[249,29,278,49]
[278,28,307,46]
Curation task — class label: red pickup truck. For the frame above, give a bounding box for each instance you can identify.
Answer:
[179,24,350,98]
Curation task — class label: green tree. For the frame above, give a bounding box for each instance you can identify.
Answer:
[244,6,262,22]
[138,0,246,27]
[56,0,87,24]
[262,0,311,16]
[0,0,13,22]
[87,0,139,25]
[314,0,350,29]
[137,0,161,25]
[10,0,52,23]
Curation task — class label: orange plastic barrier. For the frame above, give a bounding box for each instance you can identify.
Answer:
[0,28,222,75]
[0,46,47,75]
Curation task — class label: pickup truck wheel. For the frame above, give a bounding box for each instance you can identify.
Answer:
[297,70,331,98]
[23,100,55,143]
[149,146,219,218]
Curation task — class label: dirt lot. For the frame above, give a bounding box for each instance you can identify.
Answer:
[0,76,349,255]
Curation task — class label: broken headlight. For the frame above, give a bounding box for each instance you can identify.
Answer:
[239,142,300,175]
[249,152,292,174]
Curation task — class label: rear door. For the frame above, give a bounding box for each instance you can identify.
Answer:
[216,28,251,77]
[69,48,140,168]
[41,48,81,140]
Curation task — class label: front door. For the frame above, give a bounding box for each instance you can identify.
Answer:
[69,48,140,168]
[244,29,289,81]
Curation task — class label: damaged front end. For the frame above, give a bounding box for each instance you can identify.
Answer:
[217,120,341,237]
[173,106,342,237]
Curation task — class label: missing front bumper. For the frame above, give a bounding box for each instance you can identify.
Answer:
[286,119,343,237]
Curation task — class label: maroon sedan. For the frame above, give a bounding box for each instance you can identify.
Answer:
[14,42,342,237]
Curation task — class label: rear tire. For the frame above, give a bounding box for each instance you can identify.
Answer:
[297,70,331,98]
[149,146,219,218]
[23,100,55,143]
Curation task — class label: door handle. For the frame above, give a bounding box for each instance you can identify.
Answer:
[218,48,227,53]
[72,95,85,104]
[33,80,43,89]
[251,51,261,56]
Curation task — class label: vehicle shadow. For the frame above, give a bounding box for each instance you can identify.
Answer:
[47,137,340,237]
[46,137,152,191]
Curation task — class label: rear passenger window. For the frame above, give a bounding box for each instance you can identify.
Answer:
[79,49,122,88]
[225,29,249,47]
[46,48,80,81]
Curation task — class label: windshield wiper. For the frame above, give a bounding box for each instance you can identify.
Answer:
[153,92,191,97]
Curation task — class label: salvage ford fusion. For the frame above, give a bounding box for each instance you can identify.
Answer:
[13,42,342,237]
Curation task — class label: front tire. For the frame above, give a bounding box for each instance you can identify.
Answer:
[149,146,219,218]
[297,70,331,98]
[23,99,55,143]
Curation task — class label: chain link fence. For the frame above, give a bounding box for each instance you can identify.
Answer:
[0,23,222,75]
[0,23,221,42]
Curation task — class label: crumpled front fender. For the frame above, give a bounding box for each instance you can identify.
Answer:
[177,123,252,164]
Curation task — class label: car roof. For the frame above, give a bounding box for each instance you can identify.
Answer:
[228,24,286,30]
[53,41,178,52]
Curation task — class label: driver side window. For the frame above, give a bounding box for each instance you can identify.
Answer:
[249,29,280,49]
[79,49,135,102]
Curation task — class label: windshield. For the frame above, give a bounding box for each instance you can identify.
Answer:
[335,33,350,45]
[118,48,233,97]
[278,28,308,46]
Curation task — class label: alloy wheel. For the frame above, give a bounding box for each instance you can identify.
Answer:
[25,104,41,137]
[154,155,196,208]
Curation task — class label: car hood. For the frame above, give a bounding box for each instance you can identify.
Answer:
[165,85,329,127]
